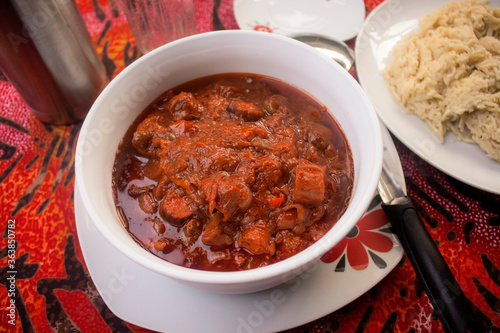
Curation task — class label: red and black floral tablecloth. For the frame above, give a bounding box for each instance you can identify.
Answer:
[1,0,499,332]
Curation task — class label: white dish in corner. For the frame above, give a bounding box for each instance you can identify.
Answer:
[233,0,366,41]
[355,0,500,195]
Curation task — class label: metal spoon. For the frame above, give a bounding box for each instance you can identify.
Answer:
[291,34,355,71]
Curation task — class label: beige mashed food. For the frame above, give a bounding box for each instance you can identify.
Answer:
[383,0,500,162]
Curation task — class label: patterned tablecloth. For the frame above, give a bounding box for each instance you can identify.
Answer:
[0,0,499,332]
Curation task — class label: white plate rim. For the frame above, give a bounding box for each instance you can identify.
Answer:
[355,0,500,195]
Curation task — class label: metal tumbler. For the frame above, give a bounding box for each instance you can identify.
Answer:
[0,0,108,125]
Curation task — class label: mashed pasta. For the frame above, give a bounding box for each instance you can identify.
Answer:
[383,0,500,162]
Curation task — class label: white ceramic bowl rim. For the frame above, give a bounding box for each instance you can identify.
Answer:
[75,30,382,289]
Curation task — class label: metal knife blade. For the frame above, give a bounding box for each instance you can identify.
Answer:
[377,125,483,333]
[378,126,406,204]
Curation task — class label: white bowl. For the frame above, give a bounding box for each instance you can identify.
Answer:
[75,30,382,294]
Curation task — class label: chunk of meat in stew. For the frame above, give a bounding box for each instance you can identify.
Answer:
[168,92,205,120]
[160,188,195,227]
[293,164,326,206]
[238,220,275,255]
[227,100,265,121]
[201,211,233,247]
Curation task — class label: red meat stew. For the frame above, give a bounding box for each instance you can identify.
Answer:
[112,73,354,271]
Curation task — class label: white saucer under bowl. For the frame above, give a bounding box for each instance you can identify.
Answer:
[75,126,404,333]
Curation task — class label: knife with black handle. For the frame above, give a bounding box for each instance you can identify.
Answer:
[377,125,484,333]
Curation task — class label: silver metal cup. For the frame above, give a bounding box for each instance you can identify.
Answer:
[0,0,108,125]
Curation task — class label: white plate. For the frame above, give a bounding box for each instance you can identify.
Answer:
[355,0,500,195]
[75,127,404,333]
[233,0,366,41]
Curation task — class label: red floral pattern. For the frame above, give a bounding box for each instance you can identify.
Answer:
[1,0,499,332]
[252,24,274,33]
[321,209,394,270]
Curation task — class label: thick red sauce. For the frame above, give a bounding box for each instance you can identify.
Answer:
[112,73,354,271]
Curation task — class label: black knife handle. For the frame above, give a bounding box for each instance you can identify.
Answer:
[382,197,484,333]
